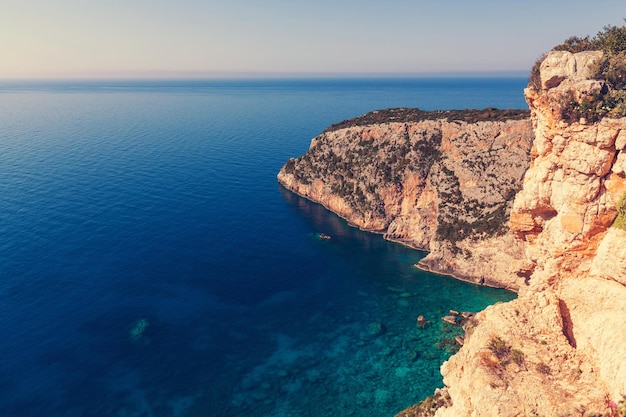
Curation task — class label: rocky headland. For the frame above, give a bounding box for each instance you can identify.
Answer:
[278,44,626,416]
[278,108,533,290]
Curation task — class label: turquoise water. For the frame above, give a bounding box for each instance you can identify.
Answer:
[0,79,521,417]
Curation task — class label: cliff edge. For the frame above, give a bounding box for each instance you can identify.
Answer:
[430,50,626,417]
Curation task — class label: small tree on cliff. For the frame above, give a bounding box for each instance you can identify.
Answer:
[594,21,626,55]
[546,21,626,56]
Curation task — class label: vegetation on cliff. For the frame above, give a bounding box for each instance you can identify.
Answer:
[394,388,452,417]
[613,191,626,230]
[283,120,444,222]
[325,108,529,132]
[432,160,516,246]
[529,22,626,121]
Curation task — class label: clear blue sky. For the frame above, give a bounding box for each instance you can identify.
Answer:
[2,0,625,79]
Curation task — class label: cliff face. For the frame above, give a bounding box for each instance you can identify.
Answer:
[435,50,626,417]
[278,50,626,416]
[278,108,533,290]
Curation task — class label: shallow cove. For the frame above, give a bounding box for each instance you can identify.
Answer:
[259,186,516,417]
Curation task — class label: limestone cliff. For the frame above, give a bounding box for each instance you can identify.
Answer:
[278,108,533,290]
[433,50,626,417]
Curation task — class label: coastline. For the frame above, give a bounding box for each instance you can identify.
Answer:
[279,183,517,293]
[413,260,516,292]
[277,110,533,292]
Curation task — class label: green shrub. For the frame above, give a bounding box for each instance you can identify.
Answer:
[602,51,626,89]
[529,53,547,92]
[511,349,525,366]
[594,23,626,55]
[560,90,608,123]
[613,191,626,230]
[536,362,551,375]
[283,158,296,174]
[552,36,595,53]
[488,337,511,361]
[484,338,527,371]
[395,389,452,417]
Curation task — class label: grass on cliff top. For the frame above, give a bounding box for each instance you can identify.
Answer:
[324,108,530,132]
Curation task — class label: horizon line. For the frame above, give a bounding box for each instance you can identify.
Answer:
[0,70,530,82]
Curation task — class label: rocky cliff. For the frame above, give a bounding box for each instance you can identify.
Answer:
[407,50,626,417]
[278,49,626,416]
[278,108,533,290]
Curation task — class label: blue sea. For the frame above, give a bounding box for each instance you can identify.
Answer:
[0,78,526,417]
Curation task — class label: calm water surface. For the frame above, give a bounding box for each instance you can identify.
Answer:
[0,79,524,417]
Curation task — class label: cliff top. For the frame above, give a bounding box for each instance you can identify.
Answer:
[324,107,530,132]
[528,23,626,122]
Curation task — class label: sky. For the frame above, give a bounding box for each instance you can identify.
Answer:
[1,0,625,79]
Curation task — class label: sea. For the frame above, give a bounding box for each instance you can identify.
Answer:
[0,78,527,417]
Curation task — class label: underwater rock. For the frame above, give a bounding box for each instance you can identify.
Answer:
[129,318,149,341]
[367,321,386,338]
[380,347,395,357]
[416,315,430,329]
